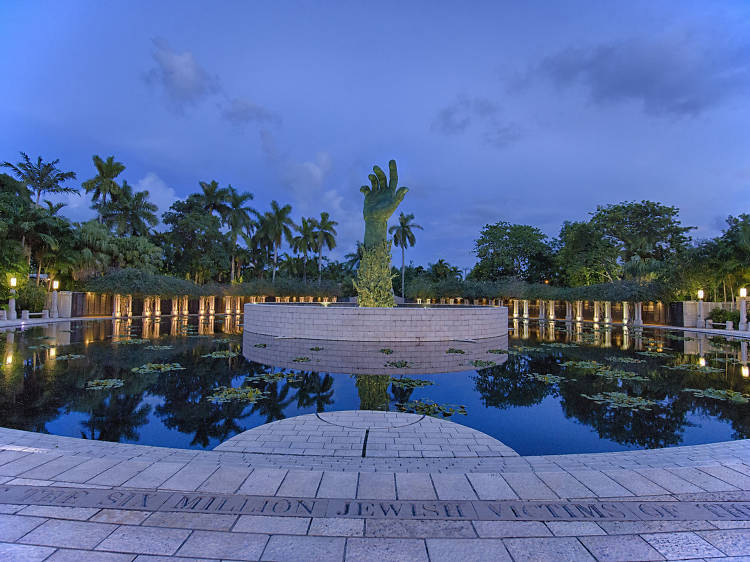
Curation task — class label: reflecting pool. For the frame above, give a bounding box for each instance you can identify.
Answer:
[1,315,749,455]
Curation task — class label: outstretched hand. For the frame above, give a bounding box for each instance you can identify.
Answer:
[360,160,409,223]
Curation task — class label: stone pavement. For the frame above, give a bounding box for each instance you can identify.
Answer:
[1,412,750,560]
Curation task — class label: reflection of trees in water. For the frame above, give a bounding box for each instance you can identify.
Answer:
[79,391,151,442]
[473,340,750,448]
[291,372,334,412]
[250,379,295,423]
[356,375,391,410]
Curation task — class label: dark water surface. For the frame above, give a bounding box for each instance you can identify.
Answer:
[1,315,749,455]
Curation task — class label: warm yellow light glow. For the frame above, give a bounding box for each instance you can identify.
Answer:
[5,355,11,365]
[742,365,749,378]
[699,357,706,367]
[49,348,56,358]
[9,277,16,288]
[741,288,748,298]
[52,280,59,290]
[698,289,704,300]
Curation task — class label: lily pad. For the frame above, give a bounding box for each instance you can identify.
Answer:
[595,369,649,382]
[253,343,267,348]
[395,399,467,418]
[145,345,173,351]
[113,338,150,345]
[385,360,410,369]
[682,388,750,404]
[581,391,656,411]
[292,356,311,363]
[487,349,508,355]
[471,359,495,369]
[309,346,324,351]
[605,356,646,364]
[380,348,394,354]
[55,354,84,361]
[208,386,266,404]
[636,351,670,358]
[131,363,185,374]
[562,360,601,371]
[446,348,465,354]
[390,377,434,389]
[524,372,568,384]
[86,378,124,390]
[201,351,239,359]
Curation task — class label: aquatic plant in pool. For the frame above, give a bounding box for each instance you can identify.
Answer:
[2,316,750,455]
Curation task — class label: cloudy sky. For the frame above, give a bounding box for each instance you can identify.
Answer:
[2,0,749,270]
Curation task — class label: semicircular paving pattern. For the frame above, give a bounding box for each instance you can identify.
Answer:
[214,410,519,459]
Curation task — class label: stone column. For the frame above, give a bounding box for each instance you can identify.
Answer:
[199,296,206,316]
[235,296,242,314]
[538,299,546,321]
[127,295,133,317]
[575,300,583,322]
[224,296,231,315]
[113,294,121,318]
[548,300,555,321]
[593,301,600,323]
[513,300,519,318]
[622,301,629,324]
[604,301,612,324]
[143,296,151,317]
[182,295,189,316]
[209,296,215,315]
[50,290,59,319]
[740,297,747,331]
[697,299,704,328]
[634,301,643,327]
[523,300,529,319]
[565,301,573,321]
[171,297,178,316]
[154,297,161,317]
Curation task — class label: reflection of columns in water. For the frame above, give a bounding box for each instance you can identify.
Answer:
[4,331,14,367]
[356,375,391,411]
[548,300,555,321]
[112,318,123,339]
[742,341,747,364]
[512,319,519,336]
[575,321,582,343]
[170,316,179,336]
[603,328,612,348]
[537,321,544,340]
[622,301,629,324]
[57,321,71,345]
[522,300,529,319]
[522,320,529,339]
[564,321,573,341]
[234,314,242,333]
[223,313,232,334]
[622,326,630,350]
[142,318,151,339]
[593,301,600,323]
[152,317,161,338]
[513,300,519,318]
[538,300,546,321]
[604,302,612,324]
[547,321,556,341]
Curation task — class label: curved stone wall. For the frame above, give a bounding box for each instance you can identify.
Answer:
[243,303,507,341]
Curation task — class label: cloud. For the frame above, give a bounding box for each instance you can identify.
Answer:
[222,98,280,126]
[535,31,750,116]
[145,38,219,110]
[431,95,521,148]
[134,172,177,222]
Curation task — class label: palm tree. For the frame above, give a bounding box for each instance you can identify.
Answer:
[197,180,232,218]
[82,155,125,221]
[2,152,77,205]
[291,217,316,284]
[99,181,158,236]
[224,187,255,282]
[344,241,364,272]
[389,212,423,297]
[261,200,295,283]
[313,212,338,282]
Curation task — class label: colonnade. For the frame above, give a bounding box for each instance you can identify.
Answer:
[507,299,645,327]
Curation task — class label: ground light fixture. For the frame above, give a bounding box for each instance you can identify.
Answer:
[52,280,59,290]
[742,365,749,378]
[698,289,704,300]
[742,288,748,298]
[9,277,16,288]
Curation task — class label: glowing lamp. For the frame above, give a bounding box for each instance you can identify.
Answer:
[699,357,706,367]
[697,289,704,300]
[741,288,747,298]
[5,355,11,365]
[9,277,16,288]
[743,365,749,378]
[52,280,59,290]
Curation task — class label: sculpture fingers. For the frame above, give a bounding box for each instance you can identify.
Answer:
[373,166,388,192]
[360,185,371,195]
[368,174,379,192]
[388,160,398,192]
[395,186,409,203]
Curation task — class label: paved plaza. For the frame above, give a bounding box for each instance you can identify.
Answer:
[0,410,749,560]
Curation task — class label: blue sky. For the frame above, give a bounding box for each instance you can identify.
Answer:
[2,0,749,269]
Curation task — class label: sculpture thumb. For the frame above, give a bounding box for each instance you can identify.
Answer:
[396,186,409,202]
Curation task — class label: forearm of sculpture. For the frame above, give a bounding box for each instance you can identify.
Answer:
[363,217,388,249]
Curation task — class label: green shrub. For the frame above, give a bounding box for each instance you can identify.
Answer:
[16,283,47,312]
[708,307,740,324]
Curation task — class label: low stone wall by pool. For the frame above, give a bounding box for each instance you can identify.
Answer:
[243,303,508,341]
